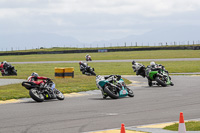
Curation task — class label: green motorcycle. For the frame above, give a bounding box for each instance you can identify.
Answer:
[145,66,174,87]
[132,62,174,87]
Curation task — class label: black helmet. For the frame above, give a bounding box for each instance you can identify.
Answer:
[132,60,136,65]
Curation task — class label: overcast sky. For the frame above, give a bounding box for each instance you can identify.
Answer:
[0,0,200,50]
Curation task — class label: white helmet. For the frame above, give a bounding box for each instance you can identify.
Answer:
[150,61,156,67]
[31,72,39,77]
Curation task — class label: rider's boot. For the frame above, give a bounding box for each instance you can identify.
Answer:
[103,95,108,99]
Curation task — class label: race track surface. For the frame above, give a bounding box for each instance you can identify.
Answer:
[0,75,200,133]
[10,58,200,64]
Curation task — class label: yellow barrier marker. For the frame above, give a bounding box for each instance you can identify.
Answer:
[55,67,64,78]
[64,67,74,78]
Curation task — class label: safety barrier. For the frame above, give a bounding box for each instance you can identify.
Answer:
[55,67,74,78]
[55,68,64,78]
[64,67,74,78]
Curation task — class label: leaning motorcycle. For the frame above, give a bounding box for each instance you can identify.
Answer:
[96,75,134,99]
[86,56,92,61]
[1,64,17,76]
[145,66,174,87]
[132,62,174,87]
[80,65,96,76]
[22,79,64,102]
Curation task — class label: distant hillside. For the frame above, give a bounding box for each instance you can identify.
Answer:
[0,32,81,50]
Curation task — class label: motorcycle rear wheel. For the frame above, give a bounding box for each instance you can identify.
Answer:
[155,77,167,87]
[29,89,44,102]
[104,86,119,99]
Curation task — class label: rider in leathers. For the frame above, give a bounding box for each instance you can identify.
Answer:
[28,72,57,96]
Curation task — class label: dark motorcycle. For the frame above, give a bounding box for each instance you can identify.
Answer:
[22,79,64,102]
[79,63,96,76]
[1,63,17,76]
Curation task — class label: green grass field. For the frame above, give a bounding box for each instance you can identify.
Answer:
[0,50,199,62]
[0,60,200,100]
[163,121,200,131]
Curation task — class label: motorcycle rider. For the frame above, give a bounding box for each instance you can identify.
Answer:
[85,54,92,61]
[132,60,145,77]
[0,62,3,70]
[28,72,57,95]
[149,61,168,73]
[85,54,89,60]
[79,61,90,74]
[0,62,4,74]
[3,61,9,71]
[28,72,49,84]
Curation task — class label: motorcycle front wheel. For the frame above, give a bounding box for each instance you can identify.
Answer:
[148,80,152,87]
[55,90,65,100]
[29,89,44,102]
[90,71,96,76]
[127,88,134,97]
[155,76,167,87]
[12,70,17,75]
[104,86,119,99]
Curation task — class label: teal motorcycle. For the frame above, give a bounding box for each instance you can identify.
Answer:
[96,75,134,99]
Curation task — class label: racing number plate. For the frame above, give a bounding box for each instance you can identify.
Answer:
[123,90,127,94]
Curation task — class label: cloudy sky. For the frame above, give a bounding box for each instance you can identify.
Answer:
[0,0,200,50]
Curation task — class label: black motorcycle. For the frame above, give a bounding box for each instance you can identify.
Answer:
[22,79,64,102]
[1,63,17,76]
[79,63,96,76]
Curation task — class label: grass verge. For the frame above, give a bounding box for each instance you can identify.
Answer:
[163,121,200,131]
[0,50,199,62]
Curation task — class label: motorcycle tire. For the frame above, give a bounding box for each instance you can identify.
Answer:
[90,71,96,76]
[55,90,65,100]
[155,76,167,87]
[127,88,134,97]
[12,70,17,75]
[148,80,152,87]
[29,89,44,102]
[104,86,119,99]
[170,82,174,86]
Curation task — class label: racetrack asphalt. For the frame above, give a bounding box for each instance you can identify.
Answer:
[9,58,200,64]
[0,75,200,133]
[0,79,24,86]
